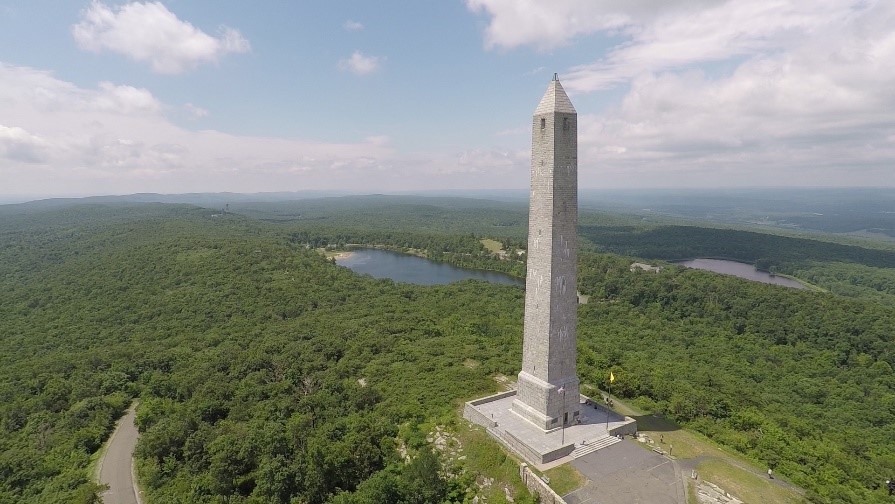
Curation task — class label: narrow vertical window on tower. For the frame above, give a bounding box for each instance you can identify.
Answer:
[563,117,569,131]
[540,118,546,130]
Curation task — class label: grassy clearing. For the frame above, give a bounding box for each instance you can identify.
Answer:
[697,459,803,504]
[628,412,712,460]
[542,464,586,495]
[481,238,504,254]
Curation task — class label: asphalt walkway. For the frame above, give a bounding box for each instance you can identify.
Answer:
[99,403,142,504]
[564,440,686,504]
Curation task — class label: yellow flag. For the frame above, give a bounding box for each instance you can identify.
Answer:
[610,371,615,383]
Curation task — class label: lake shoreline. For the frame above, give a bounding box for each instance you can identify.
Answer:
[335,247,522,286]
[331,251,354,260]
[676,258,806,289]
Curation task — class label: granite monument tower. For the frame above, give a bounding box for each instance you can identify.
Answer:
[511,74,581,430]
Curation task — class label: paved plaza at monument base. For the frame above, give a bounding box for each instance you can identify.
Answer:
[465,390,637,468]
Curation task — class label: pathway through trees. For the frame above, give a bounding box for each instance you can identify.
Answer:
[98,402,141,504]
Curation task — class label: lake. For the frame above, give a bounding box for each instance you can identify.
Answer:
[677,258,805,289]
[335,248,523,286]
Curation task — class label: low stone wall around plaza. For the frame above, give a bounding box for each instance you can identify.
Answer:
[609,419,638,437]
[499,427,574,465]
[462,390,517,428]
[502,429,544,466]
[463,403,498,428]
[519,463,568,504]
[541,442,575,463]
[583,395,638,437]
[469,390,517,406]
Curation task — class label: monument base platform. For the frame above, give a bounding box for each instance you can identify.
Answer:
[463,390,637,469]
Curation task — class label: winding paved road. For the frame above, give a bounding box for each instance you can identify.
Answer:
[99,403,142,504]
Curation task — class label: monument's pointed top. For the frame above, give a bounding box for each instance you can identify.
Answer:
[535,75,576,115]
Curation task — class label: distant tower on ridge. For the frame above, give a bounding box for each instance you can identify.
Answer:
[511,73,581,430]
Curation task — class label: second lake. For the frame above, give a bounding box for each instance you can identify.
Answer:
[677,258,805,289]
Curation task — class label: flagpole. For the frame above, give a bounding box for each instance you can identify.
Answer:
[606,371,612,430]
[559,385,566,445]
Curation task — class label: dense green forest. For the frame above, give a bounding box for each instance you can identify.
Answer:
[577,224,895,303]
[261,196,895,303]
[1,199,895,503]
[0,204,527,504]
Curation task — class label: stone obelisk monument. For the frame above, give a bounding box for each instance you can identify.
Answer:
[511,74,581,430]
[463,75,634,465]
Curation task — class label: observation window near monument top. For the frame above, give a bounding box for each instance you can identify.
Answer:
[540,118,546,129]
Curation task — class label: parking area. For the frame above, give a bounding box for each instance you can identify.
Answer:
[564,440,686,504]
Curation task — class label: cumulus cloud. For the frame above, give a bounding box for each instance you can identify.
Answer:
[93,82,161,114]
[0,125,51,163]
[466,0,683,51]
[496,125,528,137]
[72,1,250,74]
[364,135,390,146]
[472,0,895,187]
[562,1,862,92]
[0,63,532,196]
[0,65,162,122]
[183,103,209,119]
[0,63,411,195]
[456,149,526,174]
[338,51,382,75]
[343,20,364,31]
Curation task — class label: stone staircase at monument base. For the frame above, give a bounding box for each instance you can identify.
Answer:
[570,435,621,459]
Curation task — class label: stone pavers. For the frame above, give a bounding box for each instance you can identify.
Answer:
[466,392,636,467]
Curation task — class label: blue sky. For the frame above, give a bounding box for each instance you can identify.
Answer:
[1,1,893,198]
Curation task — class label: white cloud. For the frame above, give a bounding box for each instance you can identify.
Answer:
[0,65,161,122]
[562,1,860,93]
[343,20,364,31]
[456,149,525,173]
[0,63,534,196]
[0,125,51,163]
[496,125,528,137]
[466,0,702,51]
[72,1,250,74]
[364,135,390,146]
[93,82,161,114]
[183,103,209,119]
[472,0,895,188]
[0,63,409,195]
[338,51,382,75]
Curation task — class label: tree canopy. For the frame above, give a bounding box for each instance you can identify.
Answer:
[1,199,894,503]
